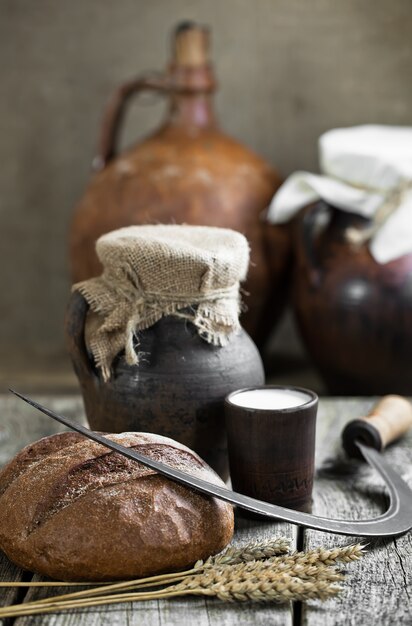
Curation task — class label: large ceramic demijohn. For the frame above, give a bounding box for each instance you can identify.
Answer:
[69,22,283,344]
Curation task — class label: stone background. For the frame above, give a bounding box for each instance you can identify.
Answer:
[1,0,411,387]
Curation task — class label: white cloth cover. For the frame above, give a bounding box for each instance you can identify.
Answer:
[267,125,412,263]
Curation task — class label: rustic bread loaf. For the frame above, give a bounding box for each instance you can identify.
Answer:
[0,431,234,581]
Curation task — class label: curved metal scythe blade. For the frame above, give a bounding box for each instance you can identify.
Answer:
[9,390,412,537]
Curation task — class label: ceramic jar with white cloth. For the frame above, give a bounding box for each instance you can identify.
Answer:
[267,125,412,394]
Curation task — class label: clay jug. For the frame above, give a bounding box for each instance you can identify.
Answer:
[69,22,283,345]
[293,202,412,395]
[65,291,265,479]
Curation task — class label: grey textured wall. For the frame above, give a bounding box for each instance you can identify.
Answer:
[1,0,412,369]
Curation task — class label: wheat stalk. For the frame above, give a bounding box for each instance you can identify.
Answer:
[0,569,342,617]
[183,572,342,602]
[219,558,345,582]
[206,536,291,565]
[5,569,192,608]
[308,544,365,565]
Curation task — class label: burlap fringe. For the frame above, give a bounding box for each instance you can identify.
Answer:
[75,282,242,382]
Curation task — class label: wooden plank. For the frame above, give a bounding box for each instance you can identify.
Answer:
[0,395,296,625]
[302,398,412,626]
[0,395,85,467]
[0,551,27,620]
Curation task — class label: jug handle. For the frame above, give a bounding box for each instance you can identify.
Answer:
[65,291,96,382]
[299,202,329,287]
[92,73,169,172]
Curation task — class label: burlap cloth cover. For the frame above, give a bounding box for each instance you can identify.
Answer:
[74,225,250,381]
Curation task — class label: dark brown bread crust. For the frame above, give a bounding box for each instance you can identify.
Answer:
[0,432,84,498]
[0,432,234,581]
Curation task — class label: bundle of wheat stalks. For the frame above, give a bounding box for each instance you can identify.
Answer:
[0,538,364,618]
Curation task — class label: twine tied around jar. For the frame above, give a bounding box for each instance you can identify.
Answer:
[73,225,250,382]
[344,180,412,247]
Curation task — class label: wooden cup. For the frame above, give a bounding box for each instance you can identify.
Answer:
[225,385,318,515]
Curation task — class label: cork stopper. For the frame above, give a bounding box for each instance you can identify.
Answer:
[173,21,210,67]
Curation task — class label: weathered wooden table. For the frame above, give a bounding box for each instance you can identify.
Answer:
[0,395,411,625]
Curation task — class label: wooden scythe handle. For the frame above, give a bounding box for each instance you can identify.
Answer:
[342,395,412,458]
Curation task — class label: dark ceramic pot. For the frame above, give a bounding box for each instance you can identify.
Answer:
[292,202,412,395]
[66,291,265,478]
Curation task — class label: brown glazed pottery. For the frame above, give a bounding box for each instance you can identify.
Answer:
[225,385,318,514]
[65,291,265,479]
[293,202,412,395]
[69,22,285,345]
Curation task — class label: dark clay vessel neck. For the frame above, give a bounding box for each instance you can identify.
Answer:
[166,63,217,129]
[167,92,216,129]
[165,23,217,130]
[326,204,372,242]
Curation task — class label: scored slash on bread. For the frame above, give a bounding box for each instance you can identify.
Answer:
[0,432,234,581]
